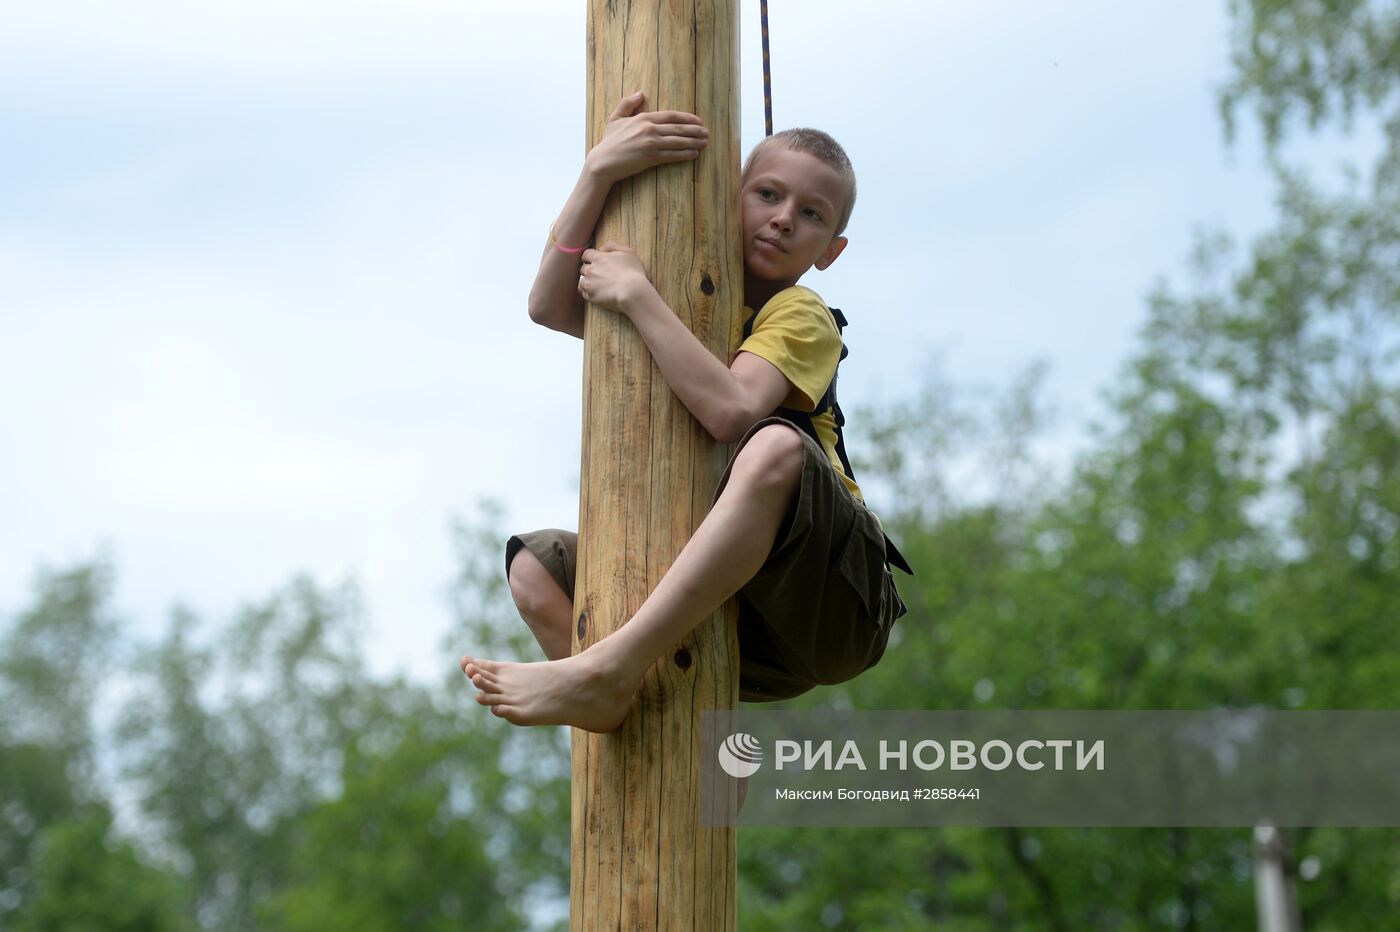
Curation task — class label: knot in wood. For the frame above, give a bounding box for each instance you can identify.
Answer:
[674,647,692,669]
[699,274,715,296]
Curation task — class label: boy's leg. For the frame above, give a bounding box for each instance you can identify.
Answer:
[462,424,804,732]
[507,550,574,661]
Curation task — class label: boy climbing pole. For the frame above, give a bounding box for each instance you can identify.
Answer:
[461,91,912,731]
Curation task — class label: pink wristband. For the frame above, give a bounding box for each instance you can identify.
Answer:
[549,222,587,255]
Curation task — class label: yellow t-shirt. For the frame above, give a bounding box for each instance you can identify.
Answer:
[737,285,863,500]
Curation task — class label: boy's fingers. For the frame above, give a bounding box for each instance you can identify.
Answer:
[655,136,707,150]
[656,123,709,138]
[646,110,704,126]
[608,90,646,120]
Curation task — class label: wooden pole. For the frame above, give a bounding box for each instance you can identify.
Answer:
[572,0,741,928]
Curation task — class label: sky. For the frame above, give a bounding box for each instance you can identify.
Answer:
[0,1,1314,682]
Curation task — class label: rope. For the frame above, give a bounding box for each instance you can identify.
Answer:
[761,0,773,136]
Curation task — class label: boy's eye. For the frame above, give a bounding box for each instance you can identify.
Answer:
[803,207,823,221]
[758,187,777,200]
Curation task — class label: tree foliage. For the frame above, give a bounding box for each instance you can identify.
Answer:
[1221,0,1400,151]
[9,807,185,932]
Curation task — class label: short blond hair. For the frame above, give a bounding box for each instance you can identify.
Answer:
[742,129,857,235]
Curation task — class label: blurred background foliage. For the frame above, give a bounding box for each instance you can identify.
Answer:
[3,1,1399,928]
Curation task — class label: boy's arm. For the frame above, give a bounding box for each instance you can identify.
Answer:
[527,93,709,339]
[579,243,792,443]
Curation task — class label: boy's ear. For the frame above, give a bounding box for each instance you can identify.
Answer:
[814,235,848,271]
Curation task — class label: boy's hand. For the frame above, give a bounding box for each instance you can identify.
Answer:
[578,242,655,315]
[584,91,708,185]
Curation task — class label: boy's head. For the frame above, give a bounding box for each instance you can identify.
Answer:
[740,129,856,290]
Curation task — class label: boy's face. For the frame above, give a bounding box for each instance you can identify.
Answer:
[740,147,849,290]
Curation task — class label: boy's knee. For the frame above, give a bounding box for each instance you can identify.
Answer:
[734,424,805,491]
[507,549,565,615]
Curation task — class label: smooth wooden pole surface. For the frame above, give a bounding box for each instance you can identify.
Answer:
[572,1,741,928]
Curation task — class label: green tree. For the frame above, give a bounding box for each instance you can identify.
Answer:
[8,807,184,932]
[259,706,524,931]
[116,577,372,930]
[0,563,132,925]
[109,536,566,930]
[0,563,116,776]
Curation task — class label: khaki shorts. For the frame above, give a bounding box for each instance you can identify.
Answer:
[505,417,906,702]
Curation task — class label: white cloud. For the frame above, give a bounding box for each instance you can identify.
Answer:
[1,1,580,86]
[93,333,425,511]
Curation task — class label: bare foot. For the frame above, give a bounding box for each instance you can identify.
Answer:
[459,650,637,733]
